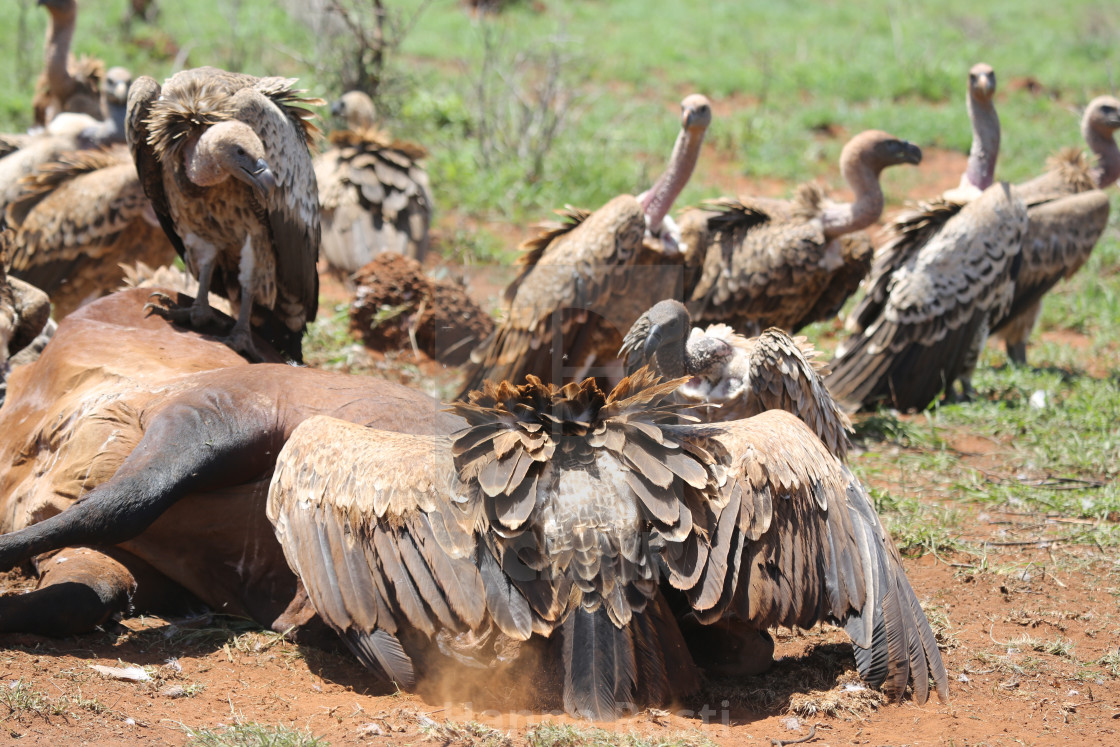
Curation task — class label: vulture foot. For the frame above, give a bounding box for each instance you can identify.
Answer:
[224,323,265,363]
[686,621,775,678]
[144,291,224,331]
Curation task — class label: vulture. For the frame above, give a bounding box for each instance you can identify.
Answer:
[458,94,713,395]
[32,0,105,127]
[127,66,323,362]
[315,90,433,276]
[4,144,177,318]
[989,95,1120,363]
[267,370,948,720]
[825,63,1027,411]
[620,299,851,460]
[680,129,922,335]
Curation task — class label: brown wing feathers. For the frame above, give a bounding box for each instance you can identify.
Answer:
[268,372,947,717]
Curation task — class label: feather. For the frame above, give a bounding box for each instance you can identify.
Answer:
[561,607,637,721]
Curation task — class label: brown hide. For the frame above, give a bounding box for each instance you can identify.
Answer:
[0,288,463,629]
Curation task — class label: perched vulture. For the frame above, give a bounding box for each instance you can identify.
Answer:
[268,370,948,720]
[990,95,1120,363]
[4,144,176,317]
[680,129,922,335]
[825,63,1025,411]
[620,299,851,460]
[32,0,105,127]
[458,94,712,395]
[316,91,433,276]
[127,66,323,362]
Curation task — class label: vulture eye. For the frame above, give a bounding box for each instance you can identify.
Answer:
[236,146,246,156]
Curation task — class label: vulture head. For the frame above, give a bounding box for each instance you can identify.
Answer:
[330,91,378,131]
[103,66,133,109]
[185,120,277,198]
[1082,95,1120,188]
[843,129,924,173]
[967,62,996,102]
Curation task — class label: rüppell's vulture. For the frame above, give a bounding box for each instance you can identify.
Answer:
[267,370,948,720]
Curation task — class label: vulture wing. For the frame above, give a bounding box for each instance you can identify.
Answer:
[666,410,948,703]
[269,372,945,716]
[227,78,322,327]
[827,183,1026,411]
[126,75,187,261]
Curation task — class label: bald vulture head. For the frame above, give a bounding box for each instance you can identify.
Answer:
[184,120,277,197]
[1081,95,1120,188]
[968,62,996,102]
[841,129,923,174]
[103,67,132,108]
[330,91,378,131]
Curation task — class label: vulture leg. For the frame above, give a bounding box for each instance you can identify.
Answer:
[225,279,262,363]
[143,252,224,331]
[0,389,280,572]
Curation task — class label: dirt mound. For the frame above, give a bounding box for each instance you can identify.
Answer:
[349,253,494,366]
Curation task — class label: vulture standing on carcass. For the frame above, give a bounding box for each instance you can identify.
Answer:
[267,370,948,720]
[620,299,851,460]
[826,63,1028,411]
[679,129,922,336]
[4,144,177,317]
[458,94,713,395]
[989,95,1120,364]
[315,90,433,277]
[32,0,105,127]
[127,66,322,362]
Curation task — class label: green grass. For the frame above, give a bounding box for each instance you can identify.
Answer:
[526,723,716,747]
[181,721,327,747]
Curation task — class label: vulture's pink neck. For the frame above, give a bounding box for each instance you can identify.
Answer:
[962,91,1000,191]
[641,124,707,233]
[1085,120,1120,189]
[44,11,77,98]
[820,153,885,238]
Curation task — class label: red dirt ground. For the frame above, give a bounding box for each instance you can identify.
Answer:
[2,131,1117,747]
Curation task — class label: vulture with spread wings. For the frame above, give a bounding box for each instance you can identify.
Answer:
[127,66,322,362]
[268,371,947,720]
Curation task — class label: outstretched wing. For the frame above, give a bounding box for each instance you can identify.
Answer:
[267,417,484,688]
[667,410,948,703]
[229,79,322,326]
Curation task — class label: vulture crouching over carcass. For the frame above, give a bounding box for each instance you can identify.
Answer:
[621,299,851,460]
[0,288,461,638]
[127,66,322,362]
[267,371,948,719]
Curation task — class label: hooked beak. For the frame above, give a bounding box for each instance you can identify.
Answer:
[974,73,995,99]
[900,141,923,165]
[642,324,665,362]
[246,159,277,198]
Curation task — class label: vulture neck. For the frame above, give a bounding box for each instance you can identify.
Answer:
[820,153,884,239]
[1085,120,1120,189]
[44,10,77,98]
[962,92,1000,191]
[641,124,706,234]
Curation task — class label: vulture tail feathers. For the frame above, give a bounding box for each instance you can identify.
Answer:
[561,606,637,721]
[343,628,416,690]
